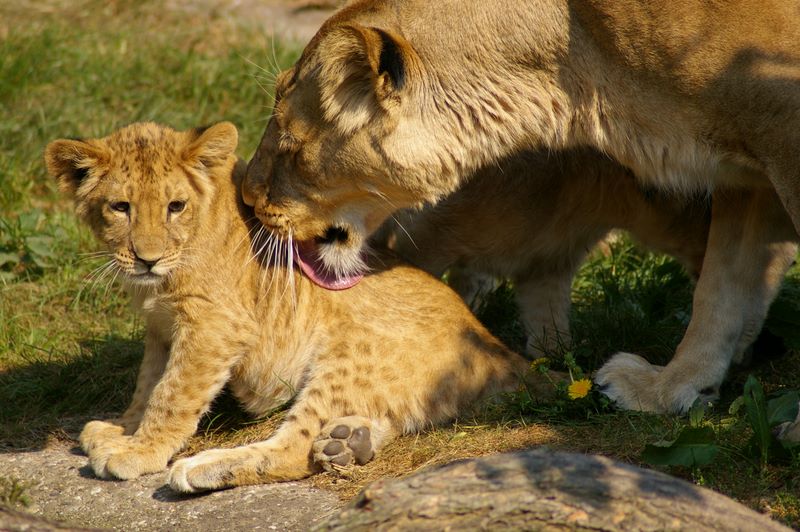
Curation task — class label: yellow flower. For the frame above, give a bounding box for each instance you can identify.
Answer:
[568,378,592,400]
[530,357,549,370]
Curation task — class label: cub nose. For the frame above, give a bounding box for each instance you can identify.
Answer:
[134,253,162,271]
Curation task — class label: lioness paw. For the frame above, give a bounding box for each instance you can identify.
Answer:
[79,420,125,454]
[595,352,666,413]
[312,416,375,472]
[87,438,169,480]
[596,352,719,414]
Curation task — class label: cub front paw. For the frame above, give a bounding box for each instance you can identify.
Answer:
[87,438,169,480]
[312,416,375,472]
[79,420,125,454]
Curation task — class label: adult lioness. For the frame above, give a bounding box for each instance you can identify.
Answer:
[243,0,799,428]
[46,122,555,492]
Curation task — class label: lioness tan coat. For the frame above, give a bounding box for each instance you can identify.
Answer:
[243,0,799,433]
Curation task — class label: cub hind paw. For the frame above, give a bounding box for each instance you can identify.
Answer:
[312,416,375,472]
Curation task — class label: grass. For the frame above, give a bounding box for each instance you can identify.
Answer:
[1,2,799,528]
[0,0,300,446]
[0,476,31,508]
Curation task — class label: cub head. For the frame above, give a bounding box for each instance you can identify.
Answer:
[45,122,238,287]
[243,22,453,288]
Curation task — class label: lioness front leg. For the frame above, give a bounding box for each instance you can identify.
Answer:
[85,306,251,480]
[80,330,169,453]
[597,188,797,413]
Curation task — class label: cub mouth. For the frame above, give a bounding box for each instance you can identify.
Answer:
[127,271,164,286]
[294,225,366,291]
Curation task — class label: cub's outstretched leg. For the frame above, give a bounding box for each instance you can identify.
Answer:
[168,365,399,492]
[597,188,797,412]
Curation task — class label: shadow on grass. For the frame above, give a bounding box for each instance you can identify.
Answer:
[0,334,255,454]
[0,335,141,452]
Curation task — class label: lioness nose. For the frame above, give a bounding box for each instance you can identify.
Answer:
[243,137,273,207]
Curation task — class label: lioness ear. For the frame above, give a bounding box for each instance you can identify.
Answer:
[44,138,109,198]
[317,24,414,133]
[183,121,238,170]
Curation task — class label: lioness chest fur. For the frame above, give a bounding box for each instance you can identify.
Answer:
[45,122,553,492]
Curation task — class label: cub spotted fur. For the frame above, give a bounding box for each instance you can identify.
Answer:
[45,122,553,492]
[242,0,799,429]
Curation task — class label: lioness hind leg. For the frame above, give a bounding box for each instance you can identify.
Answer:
[515,266,576,356]
[597,188,796,413]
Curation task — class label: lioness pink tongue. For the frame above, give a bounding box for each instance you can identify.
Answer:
[294,240,363,290]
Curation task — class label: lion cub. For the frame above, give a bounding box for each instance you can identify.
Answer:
[45,122,549,492]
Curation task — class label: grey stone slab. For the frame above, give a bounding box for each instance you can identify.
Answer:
[0,446,342,531]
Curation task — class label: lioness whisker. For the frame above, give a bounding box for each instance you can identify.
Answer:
[287,231,297,312]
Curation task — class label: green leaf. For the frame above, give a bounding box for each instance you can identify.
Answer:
[743,375,771,465]
[688,400,706,428]
[641,426,719,467]
[767,391,799,427]
[25,236,55,259]
[17,210,41,233]
[0,251,19,266]
[729,395,745,415]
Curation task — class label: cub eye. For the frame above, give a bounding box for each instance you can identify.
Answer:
[110,201,130,213]
[168,200,186,214]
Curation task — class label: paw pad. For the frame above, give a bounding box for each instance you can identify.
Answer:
[313,421,375,471]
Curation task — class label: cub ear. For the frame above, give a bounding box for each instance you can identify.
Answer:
[316,24,415,134]
[183,121,239,170]
[44,138,109,198]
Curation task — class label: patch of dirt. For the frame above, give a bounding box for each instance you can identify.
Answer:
[167,0,345,43]
[0,0,345,44]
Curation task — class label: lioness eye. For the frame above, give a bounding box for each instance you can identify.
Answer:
[168,201,186,213]
[110,201,130,213]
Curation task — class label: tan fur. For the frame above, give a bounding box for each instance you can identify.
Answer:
[45,122,556,492]
[242,0,800,423]
[377,148,711,354]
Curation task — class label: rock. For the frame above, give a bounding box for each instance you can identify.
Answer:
[0,506,99,532]
[318,448,790,531]
[0,445,342,531]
